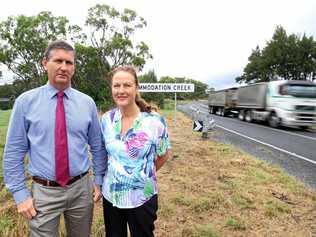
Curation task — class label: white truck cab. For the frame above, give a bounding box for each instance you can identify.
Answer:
[266,80,316,129]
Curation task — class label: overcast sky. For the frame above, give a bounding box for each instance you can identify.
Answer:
[1,0,316,89]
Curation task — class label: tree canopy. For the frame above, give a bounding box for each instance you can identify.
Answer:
[0,4,208,110]
[138,70,165,108]
[85,4,152,71]
[236,25,316,84]
[0,4,152,108]
[0,12,71,88]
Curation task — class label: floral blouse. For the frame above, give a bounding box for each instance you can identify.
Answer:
[100,108,171,208]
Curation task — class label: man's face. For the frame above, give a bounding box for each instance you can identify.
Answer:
[42,49,75,90]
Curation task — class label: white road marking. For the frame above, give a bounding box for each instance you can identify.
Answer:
[215,124,316,165]
[217,116,316,141]
[194,103,316,141]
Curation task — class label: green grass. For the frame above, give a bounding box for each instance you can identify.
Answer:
[194,224,219,237]
[182,224,220,237]
[264,200,291,217]
[0,110,11,178]
[158,200,176,218]
[160,99,176,117]
[231,193,256,210]
[171,194,193,207]
[0,214,15,236]
[225,217,246,231]
[245,167,273,185]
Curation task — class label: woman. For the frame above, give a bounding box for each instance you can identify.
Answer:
[100,66,171,237]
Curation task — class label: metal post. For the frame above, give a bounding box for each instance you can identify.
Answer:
[174,92,177,124]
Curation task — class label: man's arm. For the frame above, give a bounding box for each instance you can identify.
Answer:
[3,97,36,219]
[3,97,31,204]
[87,102,107,201]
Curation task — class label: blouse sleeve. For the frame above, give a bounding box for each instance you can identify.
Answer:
[155,115,171,156]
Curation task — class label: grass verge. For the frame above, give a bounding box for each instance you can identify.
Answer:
[0,110,315,236]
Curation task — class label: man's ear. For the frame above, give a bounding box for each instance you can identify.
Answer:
[42,59,48,71]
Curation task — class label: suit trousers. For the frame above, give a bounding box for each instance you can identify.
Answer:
[29,174,94,237]
[103,194,158,237]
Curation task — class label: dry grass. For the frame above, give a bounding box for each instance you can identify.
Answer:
[153,112,316,237]
[0,112,316,236]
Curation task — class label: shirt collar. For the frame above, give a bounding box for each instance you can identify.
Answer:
[113,108,121,123]
[46,82,72,99]
[114,108,143,126]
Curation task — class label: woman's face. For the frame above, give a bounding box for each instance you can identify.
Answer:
[111,70,138,109]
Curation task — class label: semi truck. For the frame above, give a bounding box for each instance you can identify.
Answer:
[208,80,316,129]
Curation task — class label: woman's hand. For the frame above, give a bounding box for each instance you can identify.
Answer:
[155,150,171,171]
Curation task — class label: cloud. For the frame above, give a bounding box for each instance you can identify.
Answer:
[205,72,242,90]
[1,0,316,86]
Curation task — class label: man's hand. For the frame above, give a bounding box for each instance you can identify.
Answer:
[93,185,102,203]
[17,198,37,220]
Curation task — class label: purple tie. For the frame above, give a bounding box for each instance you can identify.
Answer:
[55,91,70,186]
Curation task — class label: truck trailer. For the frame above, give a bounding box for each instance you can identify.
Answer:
[208,87,237,116]
[208,80,316,129]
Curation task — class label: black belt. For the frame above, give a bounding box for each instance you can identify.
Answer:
[32,171,89,187]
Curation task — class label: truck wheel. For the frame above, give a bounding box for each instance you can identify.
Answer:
[238,110,245,121]
[220,109,227,117]
[245,110,252,122]
[299,126,309,130]
[209,106,214,114]
[268,113,280,128]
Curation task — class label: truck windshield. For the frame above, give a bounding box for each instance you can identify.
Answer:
[280,84,316,98]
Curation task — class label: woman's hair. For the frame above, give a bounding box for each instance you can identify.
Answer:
[109,66,157,113]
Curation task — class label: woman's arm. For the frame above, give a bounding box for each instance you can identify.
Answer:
[155,150,171,171]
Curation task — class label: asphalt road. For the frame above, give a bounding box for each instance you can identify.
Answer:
[178,101,316,190]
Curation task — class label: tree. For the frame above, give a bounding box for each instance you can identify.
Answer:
[73,44,112,110]
[173,77,207,100]
[237,25,316,84]
[72,4,152,109]
[186,78,208,100]
[160,76,208,100]
[0,12,78,92]
[0,5,152,108]
[138,70,164,108]
[159,76,176,100]
[0,84,14,109]
[85,4,152,73]
[263,26,295,80]
[296,34,316,80]
[236,46,272,84]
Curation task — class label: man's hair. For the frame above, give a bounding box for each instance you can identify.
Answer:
[43,40,75,59]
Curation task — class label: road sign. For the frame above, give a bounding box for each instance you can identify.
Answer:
[139,83,195,92]
[139,83,195,124]
[193,120,203,132]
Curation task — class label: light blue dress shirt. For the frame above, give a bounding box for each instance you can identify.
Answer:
[3,83,107,204]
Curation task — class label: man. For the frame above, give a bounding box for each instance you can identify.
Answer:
[3,40,106,237]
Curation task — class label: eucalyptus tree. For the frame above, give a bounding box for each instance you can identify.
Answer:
[0,11,80,91]
[85,4,152,74]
